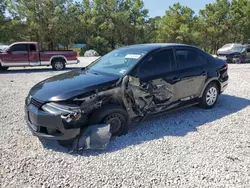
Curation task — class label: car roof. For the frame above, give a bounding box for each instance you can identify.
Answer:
[223,43,242,46]
[120,43,194,52]
[11,42,38,45]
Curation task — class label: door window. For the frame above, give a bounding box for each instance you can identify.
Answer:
[137,49,175,78]
[9,44,28,52]
[175,49,207,69]
[29,44,36,52]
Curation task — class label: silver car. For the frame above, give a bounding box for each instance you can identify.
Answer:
[0,45,8,52]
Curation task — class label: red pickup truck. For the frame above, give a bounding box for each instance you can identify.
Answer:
[0,42,79,71]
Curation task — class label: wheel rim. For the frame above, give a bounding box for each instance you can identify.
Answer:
[206,86,218,106]
[55,62,64,70]
[103,113,124,135]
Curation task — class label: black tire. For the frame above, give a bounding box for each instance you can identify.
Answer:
[89,104,129,137]
[199,82,219,109]
[52,59,66,71]
[0,64,9,71]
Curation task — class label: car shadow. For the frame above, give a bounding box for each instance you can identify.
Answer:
[40,94,250,156]
[0,67,79,74]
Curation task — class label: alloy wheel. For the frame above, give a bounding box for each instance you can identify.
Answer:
[206,87,218,106]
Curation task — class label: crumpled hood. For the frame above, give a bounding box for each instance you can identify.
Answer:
[29,69,119,102]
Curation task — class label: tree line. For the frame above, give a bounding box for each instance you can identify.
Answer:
[0,0,250,55]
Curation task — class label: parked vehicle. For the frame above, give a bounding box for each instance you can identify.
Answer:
[217,43,250,63]
[0,42,79,71]
[25,43,229,147]
[0,45,8,52]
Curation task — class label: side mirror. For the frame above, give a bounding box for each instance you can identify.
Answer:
[6,50,11,54]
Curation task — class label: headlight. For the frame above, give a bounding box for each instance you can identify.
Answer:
[26,95,32,105]
[42,103,82,123]
[42,102,79,114]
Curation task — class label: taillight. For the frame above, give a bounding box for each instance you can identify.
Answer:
[226,63,228,69]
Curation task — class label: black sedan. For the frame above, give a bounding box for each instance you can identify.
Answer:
[25,43,229,148]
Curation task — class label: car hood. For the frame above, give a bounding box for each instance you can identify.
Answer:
[29,69,120,102]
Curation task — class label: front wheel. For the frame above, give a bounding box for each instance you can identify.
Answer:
[199,82,219,109]
[89,104,129,136]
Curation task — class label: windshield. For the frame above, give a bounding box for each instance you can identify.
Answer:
[231,46,245,52]
[87,48,146,76]
[219,44,245,52]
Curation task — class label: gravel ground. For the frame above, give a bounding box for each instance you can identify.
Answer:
[0,59,250,188]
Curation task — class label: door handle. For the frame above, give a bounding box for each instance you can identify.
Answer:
[172,77,181,82]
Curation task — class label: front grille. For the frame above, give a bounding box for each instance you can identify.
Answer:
[31,98,44,108]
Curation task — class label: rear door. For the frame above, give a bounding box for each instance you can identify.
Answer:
[5,44,29,66]
[128,48,180,116]
[28,44,40,66]
[173,47,208,101]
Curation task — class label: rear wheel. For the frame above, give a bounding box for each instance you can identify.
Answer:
[199,82,219,109]
[52,59,66,71]
[89,104,129,136]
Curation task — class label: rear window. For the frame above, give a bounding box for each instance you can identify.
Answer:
[29,44,36,51]
[176,49,207,69]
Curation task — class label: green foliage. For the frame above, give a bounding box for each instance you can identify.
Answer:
[1,0,250,54]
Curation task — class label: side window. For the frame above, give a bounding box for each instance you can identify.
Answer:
[176,49,207,69]
[9,44,28,52]
[29,44,36,52]
[137,49,175,78]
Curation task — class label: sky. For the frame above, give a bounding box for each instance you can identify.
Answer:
[5,0,216,18]
[143,0,216,17]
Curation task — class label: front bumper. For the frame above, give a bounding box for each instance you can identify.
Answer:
[25,104,80,140]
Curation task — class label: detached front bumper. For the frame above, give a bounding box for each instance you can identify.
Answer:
[25,104,81,140]
[25,103,112,150]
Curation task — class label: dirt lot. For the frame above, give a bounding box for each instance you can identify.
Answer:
[0,59,250,188]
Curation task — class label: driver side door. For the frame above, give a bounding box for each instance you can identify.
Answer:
[3,44,29,67]
[127,48,180,116]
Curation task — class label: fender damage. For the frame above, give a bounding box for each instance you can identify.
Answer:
[68,75,174,151]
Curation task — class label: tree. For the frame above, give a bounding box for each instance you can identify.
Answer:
[143,16,161,43]
[7,0,77,50]
[77,0,149,54]
[198,0,231,53]
[157,3,197,44]
[230,0,250,43]
[0,0,6,19]
[55,2,82,49]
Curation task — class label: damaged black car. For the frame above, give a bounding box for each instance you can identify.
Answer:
[25,44,229,150]
[217,43,250,63]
